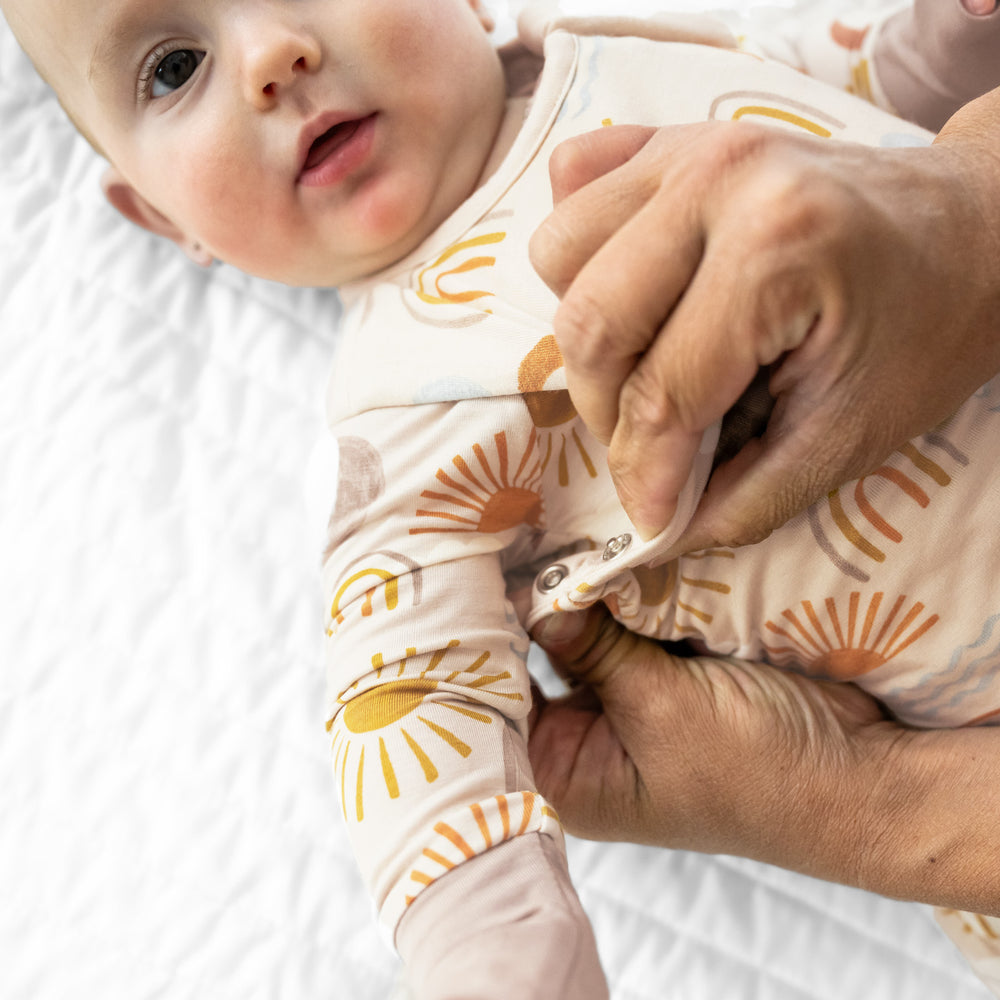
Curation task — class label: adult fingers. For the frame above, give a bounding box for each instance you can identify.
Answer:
[530,604,637,690]
[676,378,880,550]
[547,124,658,204]
[530,125,659,298]
[541,129,745,445]
[605,160,828,537]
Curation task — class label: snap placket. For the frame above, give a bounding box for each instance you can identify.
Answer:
[536,564,569,593]
[602,533,632,561]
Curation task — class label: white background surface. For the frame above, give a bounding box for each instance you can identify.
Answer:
[0,1,992,998]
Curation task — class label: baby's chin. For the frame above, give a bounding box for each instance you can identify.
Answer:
[333,161,488,281]
[224,168,479,287]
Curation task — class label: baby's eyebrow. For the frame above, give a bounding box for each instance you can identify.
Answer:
[86,9,143,86]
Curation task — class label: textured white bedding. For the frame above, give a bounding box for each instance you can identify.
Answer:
[0,1,992,998]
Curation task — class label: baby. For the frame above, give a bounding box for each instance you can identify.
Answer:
[5,0,999,996]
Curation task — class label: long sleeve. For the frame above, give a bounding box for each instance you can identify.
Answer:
[319,395,609,997]
[769,0,1000,132]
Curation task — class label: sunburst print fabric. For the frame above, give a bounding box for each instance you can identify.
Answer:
[318,21,1000,993]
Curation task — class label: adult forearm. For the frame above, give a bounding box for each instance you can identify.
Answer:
[756,717,1000,916]
[858,725,1000,915]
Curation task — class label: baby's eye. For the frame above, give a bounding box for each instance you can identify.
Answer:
[143,47,205,100]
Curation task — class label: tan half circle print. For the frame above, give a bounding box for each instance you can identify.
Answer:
[709,90,846,138]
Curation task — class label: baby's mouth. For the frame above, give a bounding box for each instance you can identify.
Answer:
[297,113,378,188]
[303,119,365,173]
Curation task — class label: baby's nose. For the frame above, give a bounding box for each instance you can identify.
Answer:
[240,20,321,108]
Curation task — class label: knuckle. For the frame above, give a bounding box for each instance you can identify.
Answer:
[528,215,565,288]
[528,214,573,292]
[554,288,630,372]
[547,134,592,192]
[710,509,775,549]
[618,361,685,436]
[606,449,641,507]
[698,121,772,179]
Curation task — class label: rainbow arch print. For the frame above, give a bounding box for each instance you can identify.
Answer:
[327,550,423,637]
[401,211,513,329]
[807,436,968,582]
[709,90,847,138]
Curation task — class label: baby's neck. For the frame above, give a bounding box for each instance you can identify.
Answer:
[474,96,531,192]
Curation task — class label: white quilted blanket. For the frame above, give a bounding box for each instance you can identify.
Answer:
[0,1,992,998]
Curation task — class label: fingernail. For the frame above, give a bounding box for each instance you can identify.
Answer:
[533,611,586,646]
[634,520,663,543]
[630,508,666,542]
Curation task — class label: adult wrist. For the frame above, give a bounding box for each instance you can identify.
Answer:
[849,725,1000,915]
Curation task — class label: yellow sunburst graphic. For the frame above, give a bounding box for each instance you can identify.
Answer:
[411,430,544,536]
[518,335,598,488]
[650,549,736,638]
[328,640,523,822]
[762,591,939,680]
[554,550,733,638]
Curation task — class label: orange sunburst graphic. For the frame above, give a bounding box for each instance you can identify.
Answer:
[402,792,560,909]
[762,592,939,680]
[328,640,523,822]
[411,430,544,536]
[570,550,734,636]
[519,335,598,488]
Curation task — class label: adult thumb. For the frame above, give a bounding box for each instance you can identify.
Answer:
[546,124,656,203]
[531,604,637,689]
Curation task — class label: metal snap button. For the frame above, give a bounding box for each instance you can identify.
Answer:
[537,564,569,593]
[602,533,633,561]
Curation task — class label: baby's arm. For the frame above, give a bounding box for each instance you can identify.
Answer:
[321,398,606,999]
[779,0,1000,131]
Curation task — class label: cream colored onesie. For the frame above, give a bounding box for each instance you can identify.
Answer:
[319,17,1000,999]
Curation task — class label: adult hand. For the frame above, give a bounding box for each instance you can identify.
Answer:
[529,98,1000,547]
[528,604,1000,915]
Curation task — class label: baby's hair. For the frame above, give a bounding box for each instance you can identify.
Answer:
[2,0,107,158]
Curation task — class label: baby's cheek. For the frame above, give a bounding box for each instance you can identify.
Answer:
[357,157,469,258]
[353,169,424,239]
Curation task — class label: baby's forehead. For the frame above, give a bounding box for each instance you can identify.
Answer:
[3,0,109,152]
[3,0,79,72]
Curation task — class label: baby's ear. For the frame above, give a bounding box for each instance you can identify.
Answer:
[101,167,213,266]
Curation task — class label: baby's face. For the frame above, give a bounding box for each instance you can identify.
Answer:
[6,0,506,285]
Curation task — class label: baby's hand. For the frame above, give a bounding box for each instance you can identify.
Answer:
[395,833,607,999]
